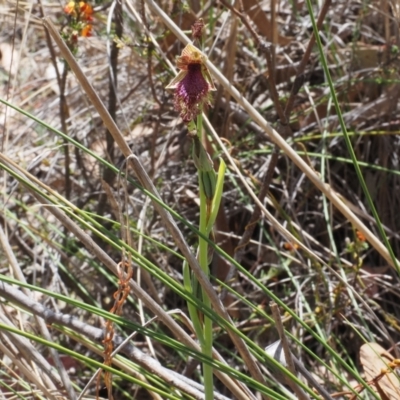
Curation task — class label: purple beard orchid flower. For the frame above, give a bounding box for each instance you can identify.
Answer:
[166,43,216,123]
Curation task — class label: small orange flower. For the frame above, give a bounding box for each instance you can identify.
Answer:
[283,242,299,251]
[64,1,93,20]
[356,230,366,242]
[64,1,76,16]
[79,1,93,21]
[64,1,94,38]
[80,24,92,37]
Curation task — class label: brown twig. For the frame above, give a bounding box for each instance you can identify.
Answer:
[133,0,163,175]
[269,302,334,400]
[284,0,332,118]
[38,0,72,199]
[60,64,72,201]
[140,0,161,107]
[270,302,308,400]
[97,0,124,220]
[105,0,123,171]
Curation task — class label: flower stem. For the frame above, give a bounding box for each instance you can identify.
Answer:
[183,259,205,346]
[196,113,214,400]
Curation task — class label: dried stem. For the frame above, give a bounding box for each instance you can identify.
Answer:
[270,302,307,400]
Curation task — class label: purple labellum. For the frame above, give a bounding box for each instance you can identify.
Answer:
[174,63,211,122]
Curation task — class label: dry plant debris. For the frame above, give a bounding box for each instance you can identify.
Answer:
[1,0,400,399]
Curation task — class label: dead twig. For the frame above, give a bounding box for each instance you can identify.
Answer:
[270,302,308,400]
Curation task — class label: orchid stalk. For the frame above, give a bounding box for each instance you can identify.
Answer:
[167,28,224,400]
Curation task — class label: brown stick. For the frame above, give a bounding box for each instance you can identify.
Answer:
[270,303,307,400]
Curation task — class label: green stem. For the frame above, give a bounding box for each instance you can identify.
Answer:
[183,259,205,346]
[196,113,214,400]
